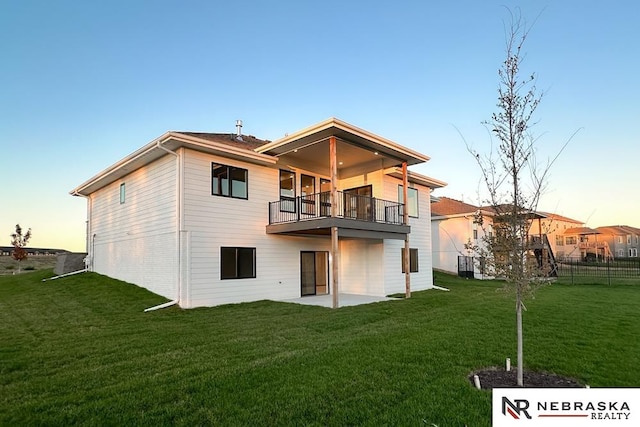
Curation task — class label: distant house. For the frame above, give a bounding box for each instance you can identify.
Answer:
[71,118,446,308]
[431,197,580,278]
[595,225,640,259]
[558,227,609,261]
[528,212,584,261]
[0,246,68,257]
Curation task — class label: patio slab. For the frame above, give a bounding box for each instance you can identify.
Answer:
[281,293,401,308]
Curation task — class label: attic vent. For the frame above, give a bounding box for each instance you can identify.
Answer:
[235,119,243,141]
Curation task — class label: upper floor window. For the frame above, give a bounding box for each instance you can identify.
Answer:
[617,236,623,244]
[627,235,632,245]
[279,169,296,212]
[212,163,248,199]
[555,235,564,246]
[565,236,577,245]
[119,183,126,204]
[398,185,419,217]
[473,229,478,240]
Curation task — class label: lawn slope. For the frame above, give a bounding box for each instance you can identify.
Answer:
[1,270,638,426]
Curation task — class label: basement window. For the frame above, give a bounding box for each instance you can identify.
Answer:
[221,247,256,279]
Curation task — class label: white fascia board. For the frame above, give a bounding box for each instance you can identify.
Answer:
[256,117,431,164]
[384,167,447,189]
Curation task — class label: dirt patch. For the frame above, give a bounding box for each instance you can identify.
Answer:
[470,367,583,390]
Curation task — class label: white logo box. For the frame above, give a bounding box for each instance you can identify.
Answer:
[492,388,639,426]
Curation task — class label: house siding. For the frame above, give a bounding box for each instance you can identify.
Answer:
[89,154,178,299]
[382,177,434,294]
[182,149,334,307]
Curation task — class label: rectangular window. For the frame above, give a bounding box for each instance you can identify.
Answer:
[212,163,248,199]
[280,169,296,212]
[301,174,316,215]
[565,236,577,245]
[618,249,625,257]
[627,236,632,245]
[473,229,478,240]
[398,186,419,217]
[555,235,564,246]
[401,248,419,273]
[617,236,623,244]
[221,247,256,279]
[119,183,126,204]
[632,248,638,257]
[320,178,331,216]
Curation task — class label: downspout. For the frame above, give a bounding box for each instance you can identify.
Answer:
[144,139,181,312]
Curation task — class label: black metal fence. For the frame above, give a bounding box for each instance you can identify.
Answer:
[269,191,405,225]
[557,258,640,284]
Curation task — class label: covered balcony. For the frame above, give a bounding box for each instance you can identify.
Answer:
[267,190,409,239]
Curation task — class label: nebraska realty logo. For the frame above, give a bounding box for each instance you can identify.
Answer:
[492,388,639,426]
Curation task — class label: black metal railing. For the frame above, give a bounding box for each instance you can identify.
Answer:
[269,191,405,225]
[557,258,640,283]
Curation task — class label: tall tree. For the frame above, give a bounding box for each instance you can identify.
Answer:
[10,224,32,274]
[467,10,570,386]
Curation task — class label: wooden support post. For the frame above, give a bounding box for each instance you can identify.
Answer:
[403,161,410,298]
[330,136,339,309]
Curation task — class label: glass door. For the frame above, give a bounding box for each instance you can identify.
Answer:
[300,251,329,296]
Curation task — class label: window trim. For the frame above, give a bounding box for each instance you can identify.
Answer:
[211,163,248,199]
[220,247,256,280]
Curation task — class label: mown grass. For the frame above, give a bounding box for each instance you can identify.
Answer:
[1,270,639,426]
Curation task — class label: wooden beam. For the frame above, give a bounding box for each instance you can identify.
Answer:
[330,136,339,309]
[403,161,410,298]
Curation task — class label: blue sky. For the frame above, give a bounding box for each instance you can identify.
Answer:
[1,1,638,252]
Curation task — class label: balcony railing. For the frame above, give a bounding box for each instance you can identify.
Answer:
[269,191,405,225]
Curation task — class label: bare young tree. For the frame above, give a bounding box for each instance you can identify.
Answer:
[466,10,571,386]
[10,224,32,274]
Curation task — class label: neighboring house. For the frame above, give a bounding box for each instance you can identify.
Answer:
[430,197,494,278]
[431,198,576,278]
[71,118,446,308]
[559,227,608,261]
[594,225,640,259]
[528,212,584,261]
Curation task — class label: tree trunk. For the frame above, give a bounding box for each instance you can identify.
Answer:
[516,293,524,386]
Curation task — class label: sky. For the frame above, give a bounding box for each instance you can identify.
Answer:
[1,1,638,252]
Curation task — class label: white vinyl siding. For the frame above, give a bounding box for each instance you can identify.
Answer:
[182,149,334,307]
[89,155,178,299]
[382,176,433,293]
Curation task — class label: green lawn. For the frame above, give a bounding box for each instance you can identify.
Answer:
[1,270,639,426]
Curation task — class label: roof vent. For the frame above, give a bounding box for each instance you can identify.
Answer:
[235,120,243,141]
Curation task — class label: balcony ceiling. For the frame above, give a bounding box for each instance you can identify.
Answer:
[256,118,430,175]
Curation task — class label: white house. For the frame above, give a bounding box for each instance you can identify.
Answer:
[431,197,576,278]
[71,118,446,308]
[430,197,495,278]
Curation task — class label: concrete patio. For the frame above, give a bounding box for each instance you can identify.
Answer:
[282,293,401,308]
